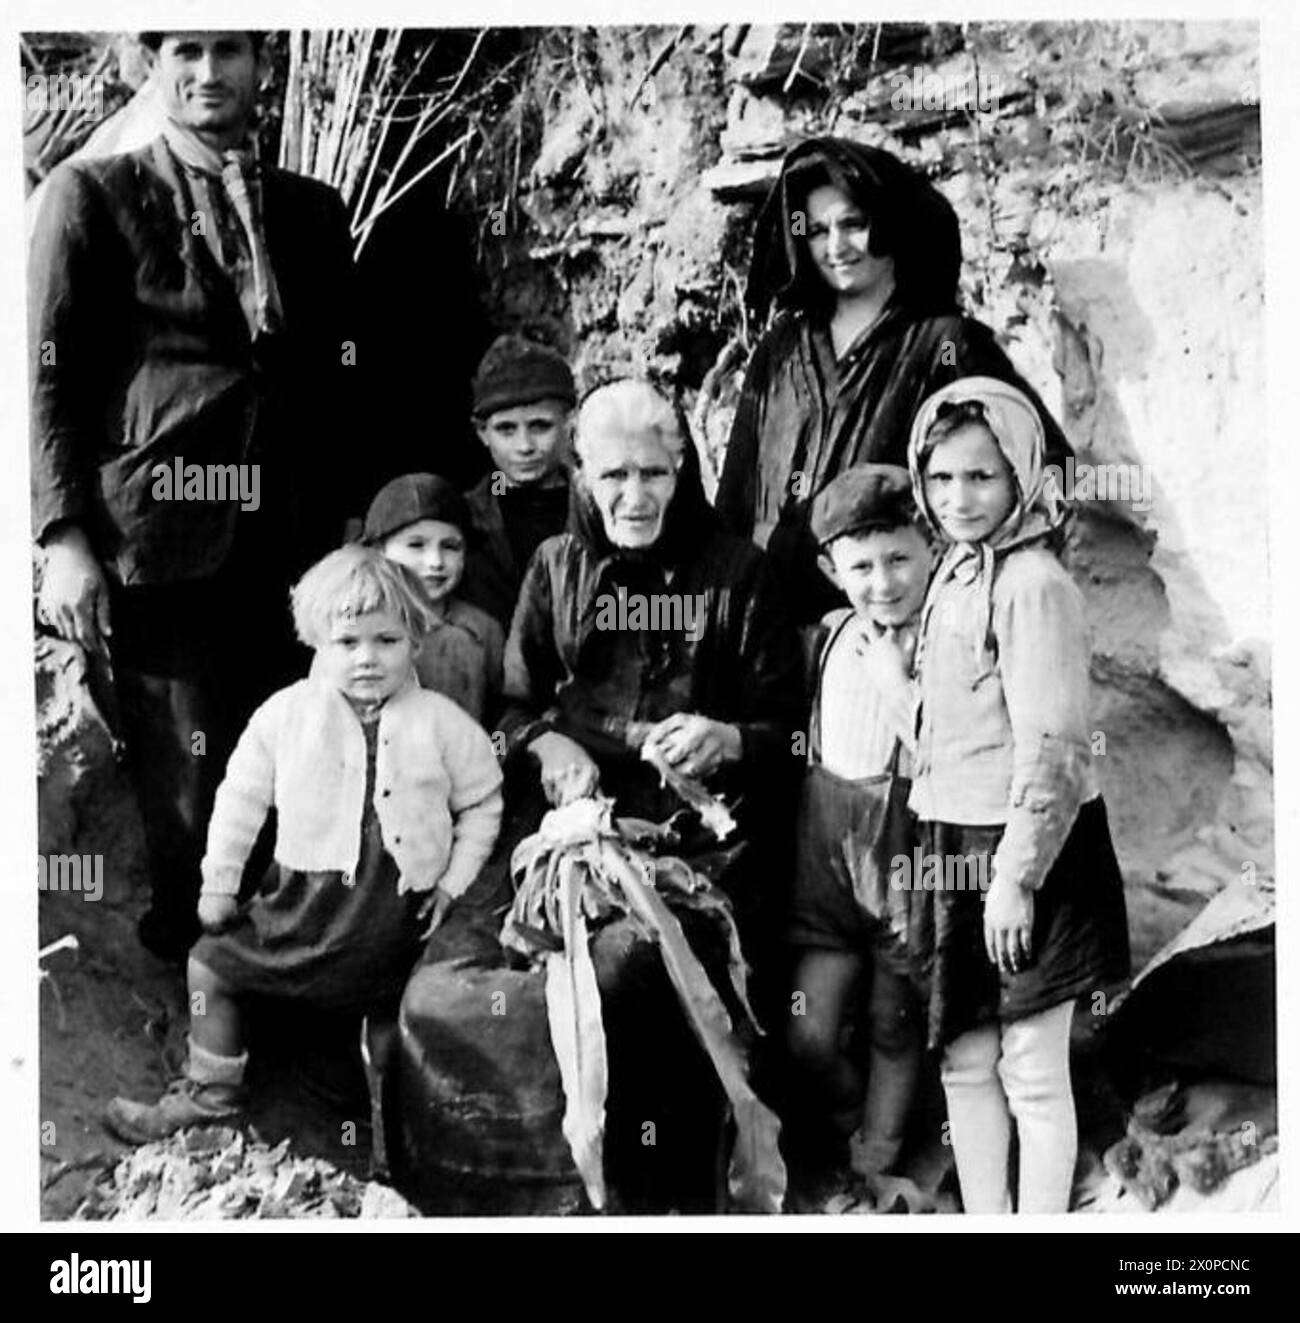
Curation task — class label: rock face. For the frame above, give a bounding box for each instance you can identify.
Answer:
[36,634,147,904]
[475,20,1269,964]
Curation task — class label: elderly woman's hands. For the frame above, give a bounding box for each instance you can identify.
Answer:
[530,730,602,806]
[641,713,743,780]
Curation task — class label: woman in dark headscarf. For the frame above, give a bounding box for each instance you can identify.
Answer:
[503,378,801,828]
[715,137,1069,622]
[398,380,803,1213]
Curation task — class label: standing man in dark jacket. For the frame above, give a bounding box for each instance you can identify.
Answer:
[30,31,362,958]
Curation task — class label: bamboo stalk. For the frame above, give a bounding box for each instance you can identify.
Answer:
[339,28,378,194]
[355,126,475,256]
[336,29,373,188]
[280,30,304,171]
[318,29,346,186]
[351,36,435,238]
[343,28,400,205]
[783,23,813,95]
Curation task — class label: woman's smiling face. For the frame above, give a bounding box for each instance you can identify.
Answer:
[805,184,895,303]
[922,422,1019,544]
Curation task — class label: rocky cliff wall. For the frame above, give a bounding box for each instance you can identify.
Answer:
[475,20,1268,964]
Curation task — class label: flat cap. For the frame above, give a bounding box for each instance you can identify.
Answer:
[810,463,916,546]
[363,473,471,545]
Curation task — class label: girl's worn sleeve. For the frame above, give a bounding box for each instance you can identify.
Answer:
[200,699,279,897]
[990,557,1094,892]
[432,705,505,900]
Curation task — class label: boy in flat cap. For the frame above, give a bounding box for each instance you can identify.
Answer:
[786,462,933,1203]
[460,335,577,631]
[365,473,504,725]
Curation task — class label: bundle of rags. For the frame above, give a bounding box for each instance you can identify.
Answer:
[500,787,786,1214]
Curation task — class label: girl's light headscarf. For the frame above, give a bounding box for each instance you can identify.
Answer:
[907,375,1065,545]
[907,376,1069,665]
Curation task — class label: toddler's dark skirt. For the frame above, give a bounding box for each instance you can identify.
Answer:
[910,796,1131,1052]
[192,711,425,1016]
[191,856,424,1017]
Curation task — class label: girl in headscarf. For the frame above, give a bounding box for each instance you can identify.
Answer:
[716,137,1070,623]
[896,375,1129,1214]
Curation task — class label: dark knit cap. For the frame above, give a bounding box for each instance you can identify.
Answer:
[472,334,577,418]
[363,473,471,544]
[810,463,917,546]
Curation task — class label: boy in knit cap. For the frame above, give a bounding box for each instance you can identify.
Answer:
[364,473,504,725]
[786,463,933,1202]
[461,334,577,630]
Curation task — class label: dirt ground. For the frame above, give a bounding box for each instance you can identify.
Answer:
[40,868,1138,1219]
[39,883,374,1220]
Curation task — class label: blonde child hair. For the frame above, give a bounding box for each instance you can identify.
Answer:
[289,544,439,649]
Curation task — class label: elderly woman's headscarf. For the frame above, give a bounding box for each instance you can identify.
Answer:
[567,380,717,570]
[745,137,962,324]
[908,376,1069,661]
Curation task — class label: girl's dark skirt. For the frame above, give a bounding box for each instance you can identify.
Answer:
[910,796,1130,1052]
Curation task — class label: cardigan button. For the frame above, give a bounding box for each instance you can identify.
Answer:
[381,788,391,797]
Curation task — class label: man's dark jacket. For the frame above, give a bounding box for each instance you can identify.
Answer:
[29,137,361,585]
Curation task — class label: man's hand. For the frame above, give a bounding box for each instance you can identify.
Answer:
[529,730,601,806]
[417,888,454,940]
[198,893,239,934]
[38,525,111,654]
[641,713,742,780]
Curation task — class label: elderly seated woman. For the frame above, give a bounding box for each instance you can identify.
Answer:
[395,379,803,1214]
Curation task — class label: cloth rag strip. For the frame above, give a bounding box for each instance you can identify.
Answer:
[161,118,285,338]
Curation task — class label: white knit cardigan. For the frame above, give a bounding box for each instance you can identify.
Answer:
[200,670,503,900]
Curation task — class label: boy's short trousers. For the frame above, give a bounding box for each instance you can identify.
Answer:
[787,761,915,975]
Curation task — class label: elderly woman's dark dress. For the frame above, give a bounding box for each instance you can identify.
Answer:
[394,444,803,1213]
[716,138,1071,623]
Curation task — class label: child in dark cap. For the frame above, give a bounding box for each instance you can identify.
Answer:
[365,473,504,725]
[786,462,933,1201]
[461,334,577,630]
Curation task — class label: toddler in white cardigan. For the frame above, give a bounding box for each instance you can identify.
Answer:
[105,546,503,1143]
